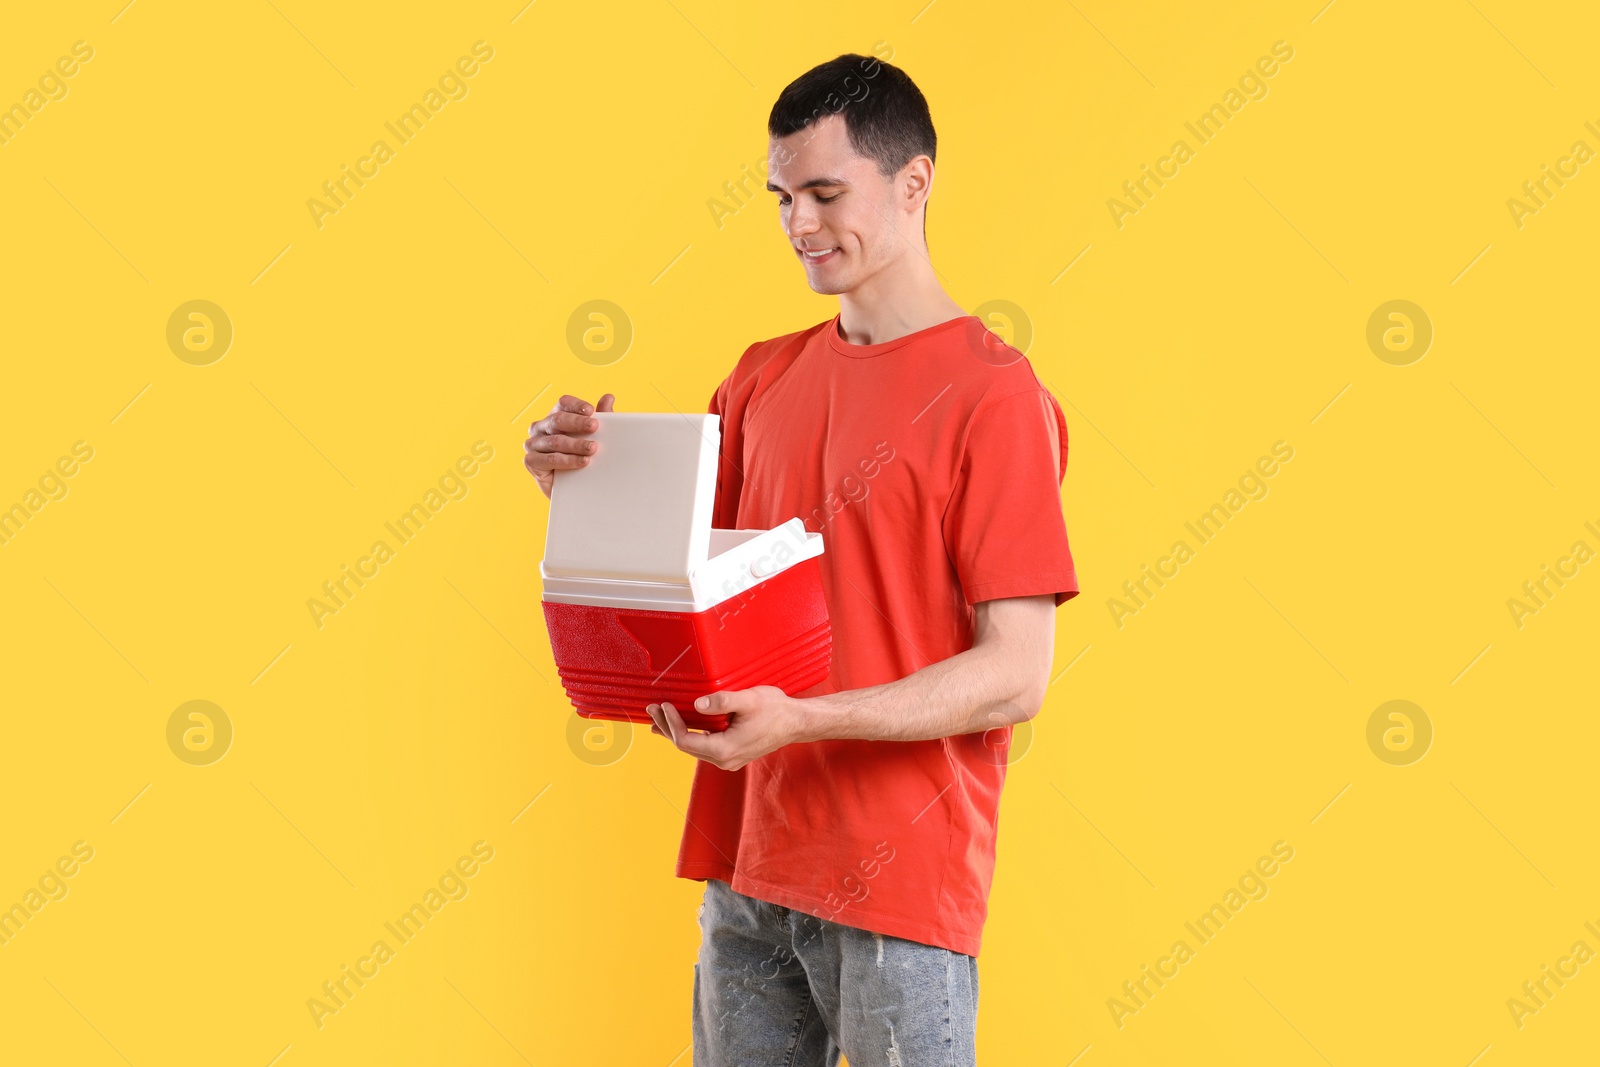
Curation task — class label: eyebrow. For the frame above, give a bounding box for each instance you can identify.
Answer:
[765,176,850,193]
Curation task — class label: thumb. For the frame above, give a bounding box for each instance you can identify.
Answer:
[694,689,741,714]
[597,393,617,412]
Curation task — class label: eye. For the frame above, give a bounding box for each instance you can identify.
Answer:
[816,193,842,203]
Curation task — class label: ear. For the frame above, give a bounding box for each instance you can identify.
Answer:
[899,154,935,216]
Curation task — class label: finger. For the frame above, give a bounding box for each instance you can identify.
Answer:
[661,699,685,735]
[553,409,603,436]
[659,702,688,746]
[597,393,616,412]
[651,703,682,745]
[523,450,590,476]
[695,690,747,718]
[530,400,600,440]
[530,410,601,441]
[661,702,727,762]
[525,433,598,460]
[644,703,666,736]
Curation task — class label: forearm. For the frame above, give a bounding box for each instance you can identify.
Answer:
[797,643,1041,744]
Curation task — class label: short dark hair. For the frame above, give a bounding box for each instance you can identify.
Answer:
[768,53,936,180]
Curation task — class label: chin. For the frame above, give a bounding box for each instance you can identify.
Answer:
[805,273,852,296]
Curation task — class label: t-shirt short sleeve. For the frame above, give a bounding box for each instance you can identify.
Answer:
[942,388,1080,607]
[708,376,733,528]
[708,365,747,531]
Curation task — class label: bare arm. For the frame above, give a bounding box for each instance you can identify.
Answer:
[799,593,1057,743]
[647,594,1059,771]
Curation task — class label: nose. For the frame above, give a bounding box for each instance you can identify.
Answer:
[785,199,819,242]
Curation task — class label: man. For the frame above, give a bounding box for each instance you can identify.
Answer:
[524,53,1078,1067]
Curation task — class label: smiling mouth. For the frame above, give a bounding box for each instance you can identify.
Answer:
[798,247,839,262]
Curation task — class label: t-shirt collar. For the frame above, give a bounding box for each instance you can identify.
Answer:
[826,311,975,358]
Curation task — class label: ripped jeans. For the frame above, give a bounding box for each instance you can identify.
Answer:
[692,877,979,1066]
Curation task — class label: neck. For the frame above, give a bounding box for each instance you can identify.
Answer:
[836,241,966,346]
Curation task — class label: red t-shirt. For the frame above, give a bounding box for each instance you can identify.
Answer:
[674,312,1080,958]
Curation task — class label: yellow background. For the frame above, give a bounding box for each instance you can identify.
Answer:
[2,0,1597,1063]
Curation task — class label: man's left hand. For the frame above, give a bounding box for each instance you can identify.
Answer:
[645,686,812,772]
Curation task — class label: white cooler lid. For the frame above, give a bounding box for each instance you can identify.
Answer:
[539,411,824,612]
[542,412,720,583]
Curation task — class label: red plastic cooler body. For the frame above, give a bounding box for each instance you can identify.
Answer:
[543,554,831,731]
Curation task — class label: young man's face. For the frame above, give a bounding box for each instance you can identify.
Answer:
[767,113,910,296]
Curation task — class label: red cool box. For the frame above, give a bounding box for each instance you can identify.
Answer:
[539,412,830,732]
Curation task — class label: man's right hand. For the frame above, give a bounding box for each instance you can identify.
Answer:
[524,393,615,499]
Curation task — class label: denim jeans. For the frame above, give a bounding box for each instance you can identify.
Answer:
[692,877,979,1066]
